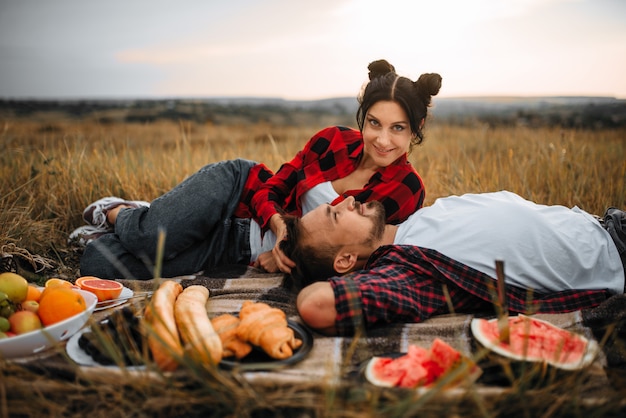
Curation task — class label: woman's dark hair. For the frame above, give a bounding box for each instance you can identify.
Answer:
[279,214,341,291]
[356,59,442,148]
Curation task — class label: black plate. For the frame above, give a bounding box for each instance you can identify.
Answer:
[219,320,313,371]
[68,319,313,372]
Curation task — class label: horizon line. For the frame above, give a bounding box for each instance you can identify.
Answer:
[0,94,624,102]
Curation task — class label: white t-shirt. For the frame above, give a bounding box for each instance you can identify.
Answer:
[394,191,625,294]
[249,181,339,261]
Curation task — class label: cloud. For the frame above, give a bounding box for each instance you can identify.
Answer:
[116,0,349,65]
[0,0,624,98]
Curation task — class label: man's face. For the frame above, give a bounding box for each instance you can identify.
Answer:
[300,196,386,250]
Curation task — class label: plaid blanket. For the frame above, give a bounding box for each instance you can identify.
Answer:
[7,265,620,404]
[110,265,616,394]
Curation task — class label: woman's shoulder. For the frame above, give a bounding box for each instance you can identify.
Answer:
[305,126,362,154]
[313,125,361,140]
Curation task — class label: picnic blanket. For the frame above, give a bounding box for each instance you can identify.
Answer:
[106,265,620,395]
[6,265,626,412]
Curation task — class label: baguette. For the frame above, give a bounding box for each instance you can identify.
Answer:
[174,285,223,365]
[211,314,252,359]
[143,280,184,371]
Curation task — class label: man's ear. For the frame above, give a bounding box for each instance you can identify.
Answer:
[333,251,359,274]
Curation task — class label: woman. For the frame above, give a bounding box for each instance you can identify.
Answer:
[73,59,442,279]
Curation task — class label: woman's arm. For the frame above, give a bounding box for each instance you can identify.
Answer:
[251,127,357,273]
[249,126,358,229]
[249,130,325,230]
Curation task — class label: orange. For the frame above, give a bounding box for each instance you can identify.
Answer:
[38,287,87,326]
[45,278,75,289]
[25,285,42,302]
[76,277,123,302]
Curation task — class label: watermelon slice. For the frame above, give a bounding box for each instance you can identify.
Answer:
[430,337,461,370]
[364,338,481,389]
[471,314,599,370]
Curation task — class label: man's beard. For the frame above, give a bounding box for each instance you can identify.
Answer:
[363,200,386,244]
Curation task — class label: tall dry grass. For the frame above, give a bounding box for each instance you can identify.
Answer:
[1,118,625,279]
[414,124,626,212]
[1,119,313,275]
[1,117,626,416]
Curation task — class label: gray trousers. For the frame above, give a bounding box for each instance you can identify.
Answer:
[603,207,626,286]
[80,159,257,280]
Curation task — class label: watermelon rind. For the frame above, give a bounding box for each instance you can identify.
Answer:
[470,314,599,371]
[364,346,482,390]
[364,356,396,388]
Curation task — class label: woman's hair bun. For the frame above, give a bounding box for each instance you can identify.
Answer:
[415,73,443,98]
[367,59,396,80]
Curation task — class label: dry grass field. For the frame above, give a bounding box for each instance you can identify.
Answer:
[1,113,626,417]
[1,116,624,281]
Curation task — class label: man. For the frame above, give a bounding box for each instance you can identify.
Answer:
[280,191,626,336]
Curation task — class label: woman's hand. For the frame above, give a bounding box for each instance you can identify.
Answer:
[269,213,296,274]
[253,251,280,273]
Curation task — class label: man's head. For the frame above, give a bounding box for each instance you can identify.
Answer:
[280,197,387,290]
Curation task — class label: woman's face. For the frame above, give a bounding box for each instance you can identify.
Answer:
[361,100,412,167]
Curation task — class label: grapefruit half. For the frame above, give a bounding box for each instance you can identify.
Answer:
[76,277,123,302]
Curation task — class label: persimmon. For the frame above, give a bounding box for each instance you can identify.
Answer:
[38,287,87,326]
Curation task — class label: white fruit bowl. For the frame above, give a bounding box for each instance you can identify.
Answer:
[0,289,98,359]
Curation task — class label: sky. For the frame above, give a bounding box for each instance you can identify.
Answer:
[1,0,625,100]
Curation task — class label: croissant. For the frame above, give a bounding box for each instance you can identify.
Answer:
[236,301,303,360]
[210,314,252,359]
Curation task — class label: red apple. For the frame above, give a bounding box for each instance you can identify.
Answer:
[8,310,42,334]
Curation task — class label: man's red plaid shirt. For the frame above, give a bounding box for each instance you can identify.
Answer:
[329,245,611,336]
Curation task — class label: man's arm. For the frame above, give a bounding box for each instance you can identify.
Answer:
[296,282,338,335]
